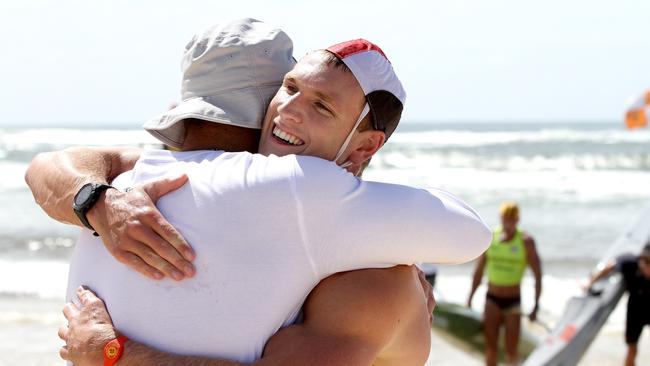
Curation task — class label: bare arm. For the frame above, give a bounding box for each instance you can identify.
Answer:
[60,286,244,366]
[467,254,487,307]
[586,260,617,289]
[25,146,195,280]
[524,235,542,321]
[61,267,432,366]
[25,146,141,225]
[121,342,245,366]
[258,266,431,365]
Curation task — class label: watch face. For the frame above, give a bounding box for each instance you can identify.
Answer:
[74,184,95,206]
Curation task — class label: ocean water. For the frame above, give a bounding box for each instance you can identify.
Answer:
[1,122,649,365]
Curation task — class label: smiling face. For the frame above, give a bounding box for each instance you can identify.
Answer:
[258,51,367,161]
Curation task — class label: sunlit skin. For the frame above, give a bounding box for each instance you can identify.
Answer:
[258,52,370,164]
[468,212,542,366]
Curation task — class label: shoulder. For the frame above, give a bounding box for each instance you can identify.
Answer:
[303,266,431,363]
[291,155,357,183]
[521,231,536,247]
[307,266,420,311]
[616,254,638,272]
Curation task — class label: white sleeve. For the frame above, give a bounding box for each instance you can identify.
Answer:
[291,156,492,277]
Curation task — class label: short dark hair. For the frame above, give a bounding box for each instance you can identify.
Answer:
[315,50,352,73]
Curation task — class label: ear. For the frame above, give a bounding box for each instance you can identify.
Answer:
[345,130,386,166]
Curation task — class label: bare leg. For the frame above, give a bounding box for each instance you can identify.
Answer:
[624,343,637,366]
[503,312,521,365]
[484,299,502,366]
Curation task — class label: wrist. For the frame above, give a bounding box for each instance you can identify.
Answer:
[104,334,129,366]
[73,182,115,235]
[86,188,113,234]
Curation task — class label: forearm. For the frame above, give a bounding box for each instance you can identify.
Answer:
[469,272,482,299]
[121,340,247,366]
[468,259,485,302]
[355,187,492,267]
[25,146,141,226]
[410,187,492,264]
[534,275,542,306]
[588,264,615,288]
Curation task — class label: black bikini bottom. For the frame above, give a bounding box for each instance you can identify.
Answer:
[486,293,521,314]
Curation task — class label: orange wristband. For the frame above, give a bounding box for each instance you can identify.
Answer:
[104,335,129,366]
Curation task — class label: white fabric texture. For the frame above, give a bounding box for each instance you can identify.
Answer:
[340,50,406,105]
[66,149,490,363]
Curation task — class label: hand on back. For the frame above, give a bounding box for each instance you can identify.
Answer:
[89,174,196,280]
[59,286,116,366]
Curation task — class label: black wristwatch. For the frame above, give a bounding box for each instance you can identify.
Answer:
[72,183,115,236]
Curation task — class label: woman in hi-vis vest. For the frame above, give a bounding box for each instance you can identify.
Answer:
[467,202,543,366]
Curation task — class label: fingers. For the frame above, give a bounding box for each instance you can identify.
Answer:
[117,250,165,280]
[59,346,70,361]
[77,286,104,307]
[145,174,188,203]
[127,237,185,281]
[138,176,196,265]
[132,218,195,278]
[62,302,80,321]
[150,214,196,262]
[58,325,68,341]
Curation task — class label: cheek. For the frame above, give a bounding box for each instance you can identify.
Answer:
[265,98,281,120]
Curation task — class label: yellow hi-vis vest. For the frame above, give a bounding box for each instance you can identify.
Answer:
[486,227,527,286]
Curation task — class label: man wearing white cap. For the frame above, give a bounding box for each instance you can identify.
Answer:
[27,19,490,365]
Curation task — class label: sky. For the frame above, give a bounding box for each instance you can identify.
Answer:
[1,0,649,127]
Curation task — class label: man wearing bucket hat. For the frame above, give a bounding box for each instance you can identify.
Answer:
[27,19,490,365]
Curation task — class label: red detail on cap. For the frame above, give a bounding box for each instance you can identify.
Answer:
[326,39,388,61]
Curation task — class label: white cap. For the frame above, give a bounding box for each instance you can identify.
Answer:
[143,18,296,149]
[326,39,406,140]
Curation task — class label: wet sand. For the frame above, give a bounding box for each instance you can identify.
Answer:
[426,325,650,366]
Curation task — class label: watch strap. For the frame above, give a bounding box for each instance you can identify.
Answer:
[104,335,129,366]
[73,183,114,236]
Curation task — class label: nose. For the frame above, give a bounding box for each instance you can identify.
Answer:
[277,92,304,124]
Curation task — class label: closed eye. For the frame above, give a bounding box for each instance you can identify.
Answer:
[284,83,298,94]
[314,101,334,117]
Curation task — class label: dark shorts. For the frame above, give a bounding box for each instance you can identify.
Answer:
[486,293,521,315]
[626,306,650,344]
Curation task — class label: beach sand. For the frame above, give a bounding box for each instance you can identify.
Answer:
[0,297,65,366]
[427,320,650,366]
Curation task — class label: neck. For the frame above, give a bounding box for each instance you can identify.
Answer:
[182,120,260,152]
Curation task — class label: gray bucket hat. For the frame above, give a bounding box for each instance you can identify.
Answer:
[143,18,296,149]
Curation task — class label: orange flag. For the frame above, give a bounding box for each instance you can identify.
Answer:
[625,90,650,129]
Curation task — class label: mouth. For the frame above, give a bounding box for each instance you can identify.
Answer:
[272,125,305,146]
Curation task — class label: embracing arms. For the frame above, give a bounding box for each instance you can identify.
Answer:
[25,147,195,280]
[289,156,492,272]
[26,146,141,225]
[61,266,433,366]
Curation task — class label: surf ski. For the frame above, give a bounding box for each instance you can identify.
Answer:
[523,203,650,366]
